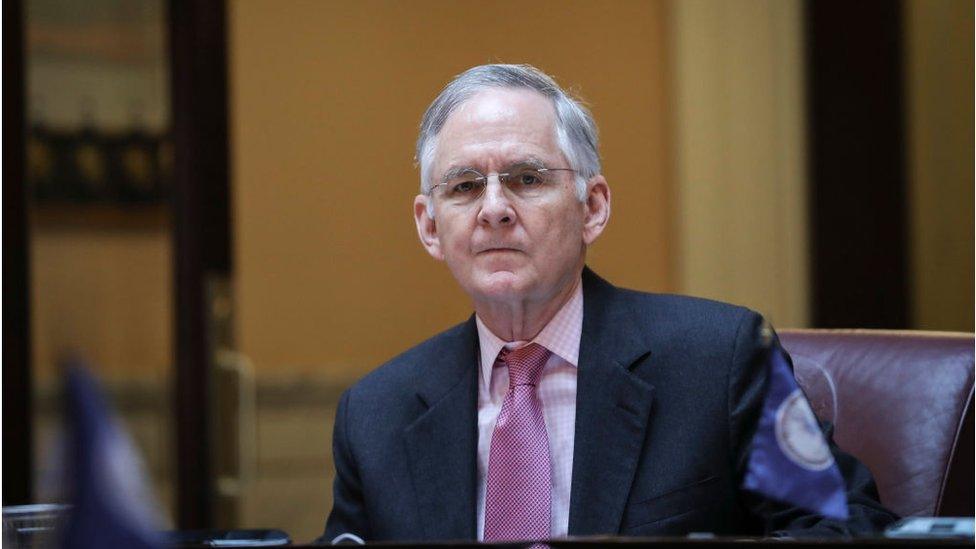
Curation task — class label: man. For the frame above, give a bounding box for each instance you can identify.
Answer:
[322,64,895,544]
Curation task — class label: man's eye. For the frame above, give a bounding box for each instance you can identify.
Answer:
[516,171,544,186]
[451,180,477,194]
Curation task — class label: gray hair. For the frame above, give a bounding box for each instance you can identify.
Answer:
[416,64,601,204]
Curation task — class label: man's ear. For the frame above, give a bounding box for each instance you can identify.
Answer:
[414,194,444,260]
[582,175,611,245]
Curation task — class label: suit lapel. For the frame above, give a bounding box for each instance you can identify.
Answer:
[569,269,656,536]
[403,317,479,540]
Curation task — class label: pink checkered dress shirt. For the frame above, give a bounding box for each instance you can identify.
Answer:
[475,277,582,540]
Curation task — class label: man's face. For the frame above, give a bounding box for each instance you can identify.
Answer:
[414,88,608,307]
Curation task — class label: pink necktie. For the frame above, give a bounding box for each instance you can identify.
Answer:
[484,343,552,543]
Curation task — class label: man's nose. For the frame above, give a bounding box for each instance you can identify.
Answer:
[477,176,516,227]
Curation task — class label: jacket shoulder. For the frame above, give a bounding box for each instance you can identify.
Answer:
[345,318,473,399]
[610,287,768,360]
[618,287,759,329]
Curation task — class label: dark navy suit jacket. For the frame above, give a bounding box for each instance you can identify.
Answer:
[321,269,895,543]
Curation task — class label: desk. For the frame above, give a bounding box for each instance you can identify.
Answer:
[175,537,971,548]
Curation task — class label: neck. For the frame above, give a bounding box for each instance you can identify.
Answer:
[474,272,581,342]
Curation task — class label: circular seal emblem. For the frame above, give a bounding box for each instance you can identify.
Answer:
[774,389,834,471]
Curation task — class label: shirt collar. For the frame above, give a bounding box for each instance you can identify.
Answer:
[476,277,583,391]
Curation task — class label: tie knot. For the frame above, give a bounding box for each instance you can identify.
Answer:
[498,343,551,387]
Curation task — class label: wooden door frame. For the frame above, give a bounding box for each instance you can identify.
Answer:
[168,0,232,529]
[3,0,32,507]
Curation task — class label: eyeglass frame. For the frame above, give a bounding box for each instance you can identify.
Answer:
[425,163,577,205]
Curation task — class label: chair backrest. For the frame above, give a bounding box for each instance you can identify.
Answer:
[779,329,974,518]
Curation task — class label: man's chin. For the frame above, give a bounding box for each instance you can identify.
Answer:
[469,270,531,302]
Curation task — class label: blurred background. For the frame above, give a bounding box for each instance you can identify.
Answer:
[3,0,972,543]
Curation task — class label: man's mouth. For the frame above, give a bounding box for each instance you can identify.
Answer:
[477,247,521,254]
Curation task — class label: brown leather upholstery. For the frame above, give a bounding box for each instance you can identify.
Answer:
[779,330,974,519]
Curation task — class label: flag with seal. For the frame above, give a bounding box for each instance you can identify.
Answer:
[742,339,850,521]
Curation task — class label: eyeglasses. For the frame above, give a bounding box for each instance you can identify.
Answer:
[428,163,576,207]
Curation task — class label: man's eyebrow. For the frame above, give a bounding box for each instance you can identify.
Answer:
[440,157,548,182]
[441,165,482,183]
[507,157,546,169]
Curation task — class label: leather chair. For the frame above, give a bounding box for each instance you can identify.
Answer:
[779,329,974,518]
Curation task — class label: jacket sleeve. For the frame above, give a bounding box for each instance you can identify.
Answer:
[319,389,371,544]
[727,311,899,537]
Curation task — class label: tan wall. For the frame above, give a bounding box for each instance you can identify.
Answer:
[904,0,975,331]
[229,0,675,382]
[669,0,809,328]
[30,219,175,521]
[30,220,173,383]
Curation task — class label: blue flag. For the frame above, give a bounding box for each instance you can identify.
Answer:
[742,344,850,520]
[61,360,164,549]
